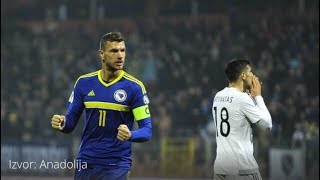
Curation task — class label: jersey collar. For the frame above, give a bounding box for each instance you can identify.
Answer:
[98,70,124,87]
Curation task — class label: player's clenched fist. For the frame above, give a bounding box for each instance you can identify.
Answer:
[51,115,65,130]
[117,124,131,141]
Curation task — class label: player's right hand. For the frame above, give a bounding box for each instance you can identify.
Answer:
[250,75,262,97]
[51,115,65,130]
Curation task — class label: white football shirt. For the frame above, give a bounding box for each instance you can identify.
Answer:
[212,87,272,175]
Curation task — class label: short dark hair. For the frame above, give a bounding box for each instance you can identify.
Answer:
[224,58,251,82]
[100,32,125,50]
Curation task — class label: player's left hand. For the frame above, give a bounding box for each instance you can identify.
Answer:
[250,75,262,97]
[117,124,131,141]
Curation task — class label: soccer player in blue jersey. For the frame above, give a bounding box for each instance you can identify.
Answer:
[51,32,152,180]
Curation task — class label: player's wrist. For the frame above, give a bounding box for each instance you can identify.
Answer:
[59,119,65,130]
[251,92,261,97]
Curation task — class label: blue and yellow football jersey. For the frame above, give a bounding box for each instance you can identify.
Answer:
[62,70,152,169]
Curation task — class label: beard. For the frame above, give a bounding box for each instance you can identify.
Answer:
[105,63,123,72]
[243,81,252,92]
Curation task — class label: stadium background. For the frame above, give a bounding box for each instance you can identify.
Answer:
[1,0,319,179]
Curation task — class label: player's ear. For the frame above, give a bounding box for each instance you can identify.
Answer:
[98,50,104,59]
[240,72,246,80]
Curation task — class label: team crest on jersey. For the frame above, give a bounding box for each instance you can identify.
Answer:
[114,89,127,102]
[68,91,74,103]
[143,95,150,104]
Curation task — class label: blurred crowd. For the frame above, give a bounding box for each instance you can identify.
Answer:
[1,0,319,178]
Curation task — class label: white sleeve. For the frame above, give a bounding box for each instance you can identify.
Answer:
[240,94,272,130]
[255,96,272,130]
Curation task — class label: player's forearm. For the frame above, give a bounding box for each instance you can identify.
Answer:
[129,119,152,142]
[255,96,272,130]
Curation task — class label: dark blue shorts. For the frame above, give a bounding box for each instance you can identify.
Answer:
[74,167,129,180]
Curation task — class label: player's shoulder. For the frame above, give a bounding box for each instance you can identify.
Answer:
[79,70,99,79]
[74,70,99,86]
[122,71,147,94]
[122,71,143,84]
[214,88,250,102]
[231,91,256,106]
[214,87,233,97]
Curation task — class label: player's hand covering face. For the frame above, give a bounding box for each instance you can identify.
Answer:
[250,75,262,97]
[101,41,126,71]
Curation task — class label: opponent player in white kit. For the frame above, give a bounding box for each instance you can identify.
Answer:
[212,59,272,180]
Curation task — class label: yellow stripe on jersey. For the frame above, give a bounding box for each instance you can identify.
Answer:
[74,71,99,87]
[123,73,147,94]
[84,101,130,112]
[132,105,150,121]
[98,70,125,87]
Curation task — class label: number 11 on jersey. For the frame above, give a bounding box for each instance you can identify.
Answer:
[99,110,107,127]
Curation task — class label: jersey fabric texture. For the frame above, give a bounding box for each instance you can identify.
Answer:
[212,87,272,175]
[214,172,262,180]
[75,167,129,180]
[62,70,152,170]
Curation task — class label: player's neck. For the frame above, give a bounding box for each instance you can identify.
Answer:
[229,82,243,92]
[101,69,122,83]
